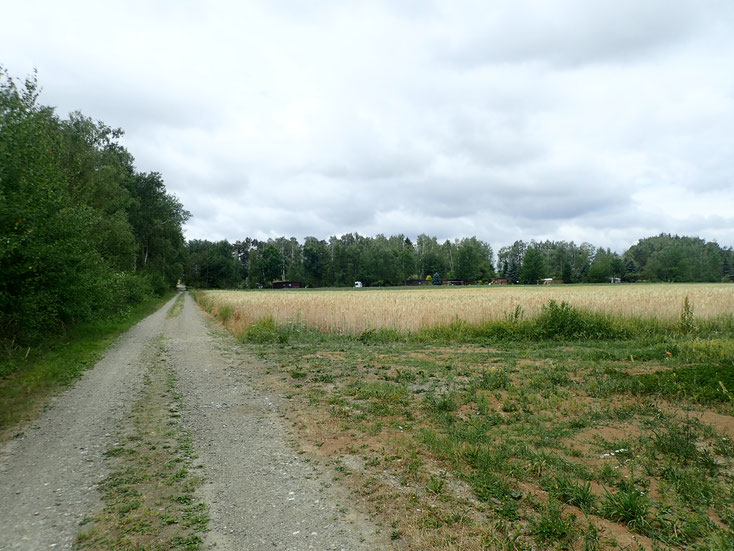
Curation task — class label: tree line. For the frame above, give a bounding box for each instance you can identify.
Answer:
[184,233,734,289]
[1,69,189,343]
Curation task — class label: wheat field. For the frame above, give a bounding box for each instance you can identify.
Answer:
[200,283,734,334]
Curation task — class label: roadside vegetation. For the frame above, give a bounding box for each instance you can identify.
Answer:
[1,67,188,439]
[198,286,734,550]
[0,68,188,348]
[0,293,175,441]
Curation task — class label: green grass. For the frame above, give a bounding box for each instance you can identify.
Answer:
[600,483,651,533]
[208,300,734,550]
[530,499,578,545]
[166,292,185,319]
[0,292,174,440]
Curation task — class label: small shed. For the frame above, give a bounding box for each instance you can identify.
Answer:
[490,278,508,285]
[541,278,563,285]
[272,281,304,289]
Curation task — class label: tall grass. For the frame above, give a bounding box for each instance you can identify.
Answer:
[198,284,734,337]
[196,289,732,344]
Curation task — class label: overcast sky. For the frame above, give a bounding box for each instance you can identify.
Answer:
[3,0,733,252]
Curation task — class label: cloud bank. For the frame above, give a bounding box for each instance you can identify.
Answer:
[3,0,733,251]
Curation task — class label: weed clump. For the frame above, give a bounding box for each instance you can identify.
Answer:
[605,355,734,404]
[533,300,623,340]
[426,391,459,413]
[238,317,289,344]
[216,304,234,323]
[358,327,404,343]
[546,472,595,513]
[530,499,578,545]
[478,367,512,390]
[600,483,651,533]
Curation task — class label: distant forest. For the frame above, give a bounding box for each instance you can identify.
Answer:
[185,233,734,289]
[1,69,189,343]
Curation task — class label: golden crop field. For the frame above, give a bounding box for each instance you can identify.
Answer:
[201,283,733,334]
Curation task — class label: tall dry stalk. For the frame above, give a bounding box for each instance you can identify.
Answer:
[203,284,734,334]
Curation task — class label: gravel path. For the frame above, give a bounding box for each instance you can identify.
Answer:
[165,293,384,550]
[0,294,385,550]
[0,295,175,550]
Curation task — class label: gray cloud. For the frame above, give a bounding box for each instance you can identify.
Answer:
[442,0,712,68]
[2,0,733,252]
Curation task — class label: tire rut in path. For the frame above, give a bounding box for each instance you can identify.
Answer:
[166,294,386,550]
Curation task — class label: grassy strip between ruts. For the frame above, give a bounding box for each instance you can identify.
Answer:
[166,292,186,319]
[198,294,734,550]
[0,291,176,442]
[76,335,209,550]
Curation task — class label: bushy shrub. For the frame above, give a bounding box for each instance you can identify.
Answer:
[107,272,153,309]
[216,305,234,323]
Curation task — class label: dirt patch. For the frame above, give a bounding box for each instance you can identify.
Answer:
[592,515,657,550]
[568,423,643,470]
[659,407,734,438]
[517,358,548,367]
[623,363,673,375]
[302,352,347,361]
[693,410,734,437]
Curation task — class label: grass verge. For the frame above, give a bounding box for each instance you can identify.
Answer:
[0,292,175,442]
[75,336,208,550]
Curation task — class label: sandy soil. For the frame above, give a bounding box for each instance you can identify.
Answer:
[0,293,385,550]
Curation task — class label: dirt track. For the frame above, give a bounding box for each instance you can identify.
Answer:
[0,293,384,550]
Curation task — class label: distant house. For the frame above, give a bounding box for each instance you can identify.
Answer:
[490,278,508,285]
[272,281,304,289]
[442,280,471,286]
[541,278,563,285]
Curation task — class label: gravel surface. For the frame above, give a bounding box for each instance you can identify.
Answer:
[0,293,386,550]
[165,293,385,550]
[0,295,175,550]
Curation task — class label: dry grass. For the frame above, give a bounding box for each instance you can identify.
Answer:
[201,283,733,335]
